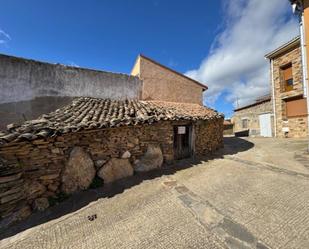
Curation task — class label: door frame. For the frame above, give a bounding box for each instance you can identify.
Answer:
[259,112,272,137]
[172,122,194,160]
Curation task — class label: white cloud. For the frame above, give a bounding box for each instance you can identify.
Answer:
[186,0,299,108]
[0,29,11,45]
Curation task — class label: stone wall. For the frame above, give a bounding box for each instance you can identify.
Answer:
[131,56,205,105]
[232,101,273,136]
[0,118,223,228]
[195,119,224,155]
[272,45,308,138]
[0,54,142,128]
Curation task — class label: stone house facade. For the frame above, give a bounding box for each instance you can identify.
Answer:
[232,95,274,137]
[0,97,223,227]
[265,37,308,138]
[131,54,207,105]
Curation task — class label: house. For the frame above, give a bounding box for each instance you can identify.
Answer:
[0,97,223,225]
[232,95,274,137]
[131,54,207,104]
[0,52,224,225]
[223,119,233,135]
[265,36,308,137]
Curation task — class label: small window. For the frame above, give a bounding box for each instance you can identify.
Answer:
[281,63,293,92]
[242,119,249,129]
[285,97,307,117]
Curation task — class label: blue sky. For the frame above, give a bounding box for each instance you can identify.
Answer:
[0,0,299,117]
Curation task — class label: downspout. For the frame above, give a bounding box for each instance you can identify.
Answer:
[270,59,277,137]
[300,12,309,150]
[300,14,308,97]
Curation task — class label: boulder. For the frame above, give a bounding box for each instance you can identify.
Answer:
[32,197,49,211]
[61,147,95,194]
[134,144,163,172]
[98,158,133,184]
[94,159,107,170]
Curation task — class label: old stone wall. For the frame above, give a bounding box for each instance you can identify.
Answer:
[0,54,142,129]
[0,122,172,228]
[280,116,308,138]
[272,45,308,138]
[131,56,205,104]
[0,119,223,227]
[195,118,224,155]
[232,101,273,136]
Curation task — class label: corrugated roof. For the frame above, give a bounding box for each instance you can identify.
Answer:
[0,97,223,145]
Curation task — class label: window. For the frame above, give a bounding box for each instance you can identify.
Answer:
[281,63,293,92]
[285,97,307,117]
[242,119,249,129]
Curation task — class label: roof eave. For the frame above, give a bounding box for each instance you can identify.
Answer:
[234,98,271,112]
[265,36,300,59]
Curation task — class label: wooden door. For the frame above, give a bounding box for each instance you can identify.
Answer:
[173,125,192,160]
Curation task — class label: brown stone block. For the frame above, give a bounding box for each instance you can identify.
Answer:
[0,172,22,184]
[1,191,24,204]
[32,140,49,145]
[39,173,60,181]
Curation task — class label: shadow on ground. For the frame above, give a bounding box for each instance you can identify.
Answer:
[0,136,254,240]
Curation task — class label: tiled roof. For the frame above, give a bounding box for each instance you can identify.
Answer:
[0,97,223,145]
[223,120,232,126]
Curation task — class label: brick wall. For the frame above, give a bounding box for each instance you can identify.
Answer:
[131,56,205,105]
[272,45,308,138]
[0,118,223,227]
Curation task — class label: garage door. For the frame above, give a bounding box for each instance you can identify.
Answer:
[259,113,272,137]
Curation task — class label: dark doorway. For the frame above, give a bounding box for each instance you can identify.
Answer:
[173,125,192,160]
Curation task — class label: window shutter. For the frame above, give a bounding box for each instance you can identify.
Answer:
[286,98,307,117]
[283,66,292,80]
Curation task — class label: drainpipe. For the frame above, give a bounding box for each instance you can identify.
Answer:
[270,59,277,137]
[300,15,308,97]
[299,12,309,151]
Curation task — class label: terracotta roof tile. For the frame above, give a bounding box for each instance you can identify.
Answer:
[0,97,223,145]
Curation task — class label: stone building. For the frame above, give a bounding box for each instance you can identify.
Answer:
[131,54,207,104]
[265,36,308,138]
[0,97,223,226]
[232,95,274,137]
[223,120,233,136]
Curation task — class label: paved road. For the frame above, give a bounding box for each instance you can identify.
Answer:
[1,137,309,249]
